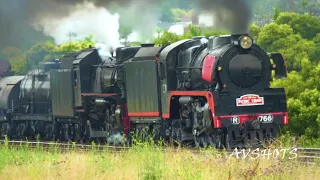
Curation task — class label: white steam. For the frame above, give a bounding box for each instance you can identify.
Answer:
[107,132,126,145]
[168,24,185,36]
[33,2,121,51]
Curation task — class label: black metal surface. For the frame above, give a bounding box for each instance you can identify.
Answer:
[42,61,60,72]
[159,39,199,91]
[73,49,102,93]
[20,69,51,113]
[96,65,116,93]
[124,60,160,114]
[228,54,262,88]
[270,52,287,79]
[59,50,85,69]
[115,47,140,63]
[11,114,52,121]
[0,76,24,109]
[203,35,272,91]
[212,89,287,116]
[133,47,163,61]
[207,35,232,49]
[50,69,75,117]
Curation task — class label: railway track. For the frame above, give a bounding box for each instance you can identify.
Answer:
[0,140,129,152]
[0,140,319,164]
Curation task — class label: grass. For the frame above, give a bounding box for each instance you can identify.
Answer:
[0,137,319,180]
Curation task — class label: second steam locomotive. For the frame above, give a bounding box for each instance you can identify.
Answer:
[0,34,288,148]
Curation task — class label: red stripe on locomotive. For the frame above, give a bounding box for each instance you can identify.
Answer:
[128,112,160,117]
[162,91,221,128]
[202,56,216,83]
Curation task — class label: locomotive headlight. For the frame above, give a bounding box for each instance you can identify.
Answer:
[239,35,253,49]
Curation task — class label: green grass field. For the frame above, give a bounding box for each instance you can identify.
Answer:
[0,139,319,180]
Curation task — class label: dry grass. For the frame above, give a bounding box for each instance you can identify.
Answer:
[0,142,319,180]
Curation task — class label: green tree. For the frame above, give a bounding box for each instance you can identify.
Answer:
[271,5,281,21]
[274,12,299,24]
[275,12,320,40]
[258,22,315,70]
[22,35,96,72]
[159,2,176,22]
[289,14,320,40]
[119,25,133,43]
[0,47,26,73]
[248,24,262,39]
[312,33,320,60]
[171,8,194,22]
[271,58,320,144]
[154,30,181,46]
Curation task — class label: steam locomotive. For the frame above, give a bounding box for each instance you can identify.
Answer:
[0,34,288,148]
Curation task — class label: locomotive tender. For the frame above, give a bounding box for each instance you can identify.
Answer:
[0,34,288,148]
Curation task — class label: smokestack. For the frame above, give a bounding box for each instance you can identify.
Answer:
[194,0,253,34]
[191,10,199,25]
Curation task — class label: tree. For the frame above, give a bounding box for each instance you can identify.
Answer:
[271,5,281,21]
[289,14,320,40]
[21,35,96,72]
[258,22,315,70]
[171,8,194,22]
[274,12,299,24]
[312,33,320,60]
[272,59,320,141]
[0,47,26,73]
[274,12,320,40]
[153,25,228,46]
[248,24,261,39]
[119,25,132,43]
[159,2,176,22]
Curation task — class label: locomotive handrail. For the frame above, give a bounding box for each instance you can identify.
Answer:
[176,67,202,69]
[92,65,119,68]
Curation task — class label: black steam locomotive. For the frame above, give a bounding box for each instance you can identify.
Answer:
[0,34,288,148]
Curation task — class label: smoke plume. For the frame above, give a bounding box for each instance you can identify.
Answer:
[33,2,121,50]
[195,0,253,34]
[0,0,254,52]
[0,0,163,51]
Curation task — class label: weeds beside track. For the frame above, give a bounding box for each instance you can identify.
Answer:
[0,140,319,165]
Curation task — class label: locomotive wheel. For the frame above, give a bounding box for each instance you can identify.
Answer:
[29,122,36,140]
[206,135,216,147]
[224,133,231,150]
[194,135,201,147]
[1,123,10,138]
[201,136,207,147]
[16,123,26,139]
[215,134,222,149]
[45,124,54,141]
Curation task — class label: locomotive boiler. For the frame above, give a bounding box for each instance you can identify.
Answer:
[0,34,288,149]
